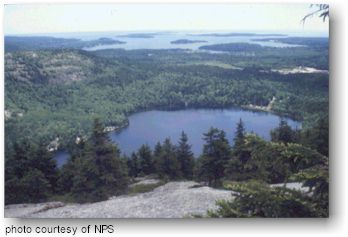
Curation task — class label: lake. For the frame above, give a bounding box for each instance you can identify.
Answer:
[109,108,301,156]
[54,109,300,166]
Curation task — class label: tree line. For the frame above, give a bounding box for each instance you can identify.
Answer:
[5,117,328,217]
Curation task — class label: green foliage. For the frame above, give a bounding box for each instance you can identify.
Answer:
[248,137,327,183]
[155,138,182,180]
[208,180,321,218]
[226,134,267,181]
[271,118,299,144]
[137,144,156,176]
[196,128,231,187]
[5,44,328,150]
[301,115,329,156]
[5,139,57,204]
[63,119,129,203]
[290,166,329,217]
[126,134,195,181]
[177,131,195,179]
[127,152,141,177]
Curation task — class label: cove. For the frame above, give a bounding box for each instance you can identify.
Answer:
[109,108,301,156]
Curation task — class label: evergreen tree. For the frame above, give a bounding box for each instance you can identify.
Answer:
[208,180,319,217]
[32,141,58,192]
[225,119,250,180]
[5,139,57,204]
[233,118,245,151]
[137,144,155,175]
[20,169,51,203]
[271,118,296,144]
[156,138,182,180]
[70,119,128,203]
[177,131,195,179]
[232,118,250,163]
[127,152,140,177]
[57,139,87,194]
[302,116,328,156]
[153,142,163,158]
[197,128,231,187]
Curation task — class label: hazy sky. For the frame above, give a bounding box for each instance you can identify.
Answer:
[4,3,329,35]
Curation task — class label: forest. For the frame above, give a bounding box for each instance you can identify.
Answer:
[4,35,329,217]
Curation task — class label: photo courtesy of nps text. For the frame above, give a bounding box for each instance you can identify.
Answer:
[5,224,115,235]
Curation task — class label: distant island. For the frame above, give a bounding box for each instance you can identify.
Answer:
[4,36,125,52]
[188,33,287,37]
[82,37,125,47]
[170,39,208,44]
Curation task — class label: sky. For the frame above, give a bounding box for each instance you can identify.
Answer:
[4,3,329,35]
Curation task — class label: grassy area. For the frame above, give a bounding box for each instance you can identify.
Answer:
[127,182,165,195]
[48,193,76,203]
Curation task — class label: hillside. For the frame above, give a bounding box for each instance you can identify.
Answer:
[5,47,329,150]
[5,50,95,84]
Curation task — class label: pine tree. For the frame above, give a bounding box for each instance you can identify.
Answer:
[127,152,140,177]
[302,116,328,156]
[198,128,231,187]
[70,118,128,203]
[156,138,182,180]
[57,139,87,194]
[154,142,163,158]
[137,144,155,175]
[234,118,245,150]
[271,118,295,144]
[5,139,57,204]
[177,131,195,179]
[232,118,250,163]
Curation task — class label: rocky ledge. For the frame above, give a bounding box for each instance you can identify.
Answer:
[5,181,233,218]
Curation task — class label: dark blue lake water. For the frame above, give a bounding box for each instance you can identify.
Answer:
[54,108,300,166]
[109,108,301,156]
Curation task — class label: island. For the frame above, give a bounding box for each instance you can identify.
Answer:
[82,37,126,47]
[4,36,125,52]
[170,39,208,44]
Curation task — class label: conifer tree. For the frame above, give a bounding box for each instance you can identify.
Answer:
[154,142,163,158]
[177,131,195,179]
[137,144,155,175]
[5,139,57,204]
[271,118,295,144]
[71,118,128,203]
[234,118,246,151]
[127,152,140,177]
[198,128,231,187]
[156,138,182,180]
